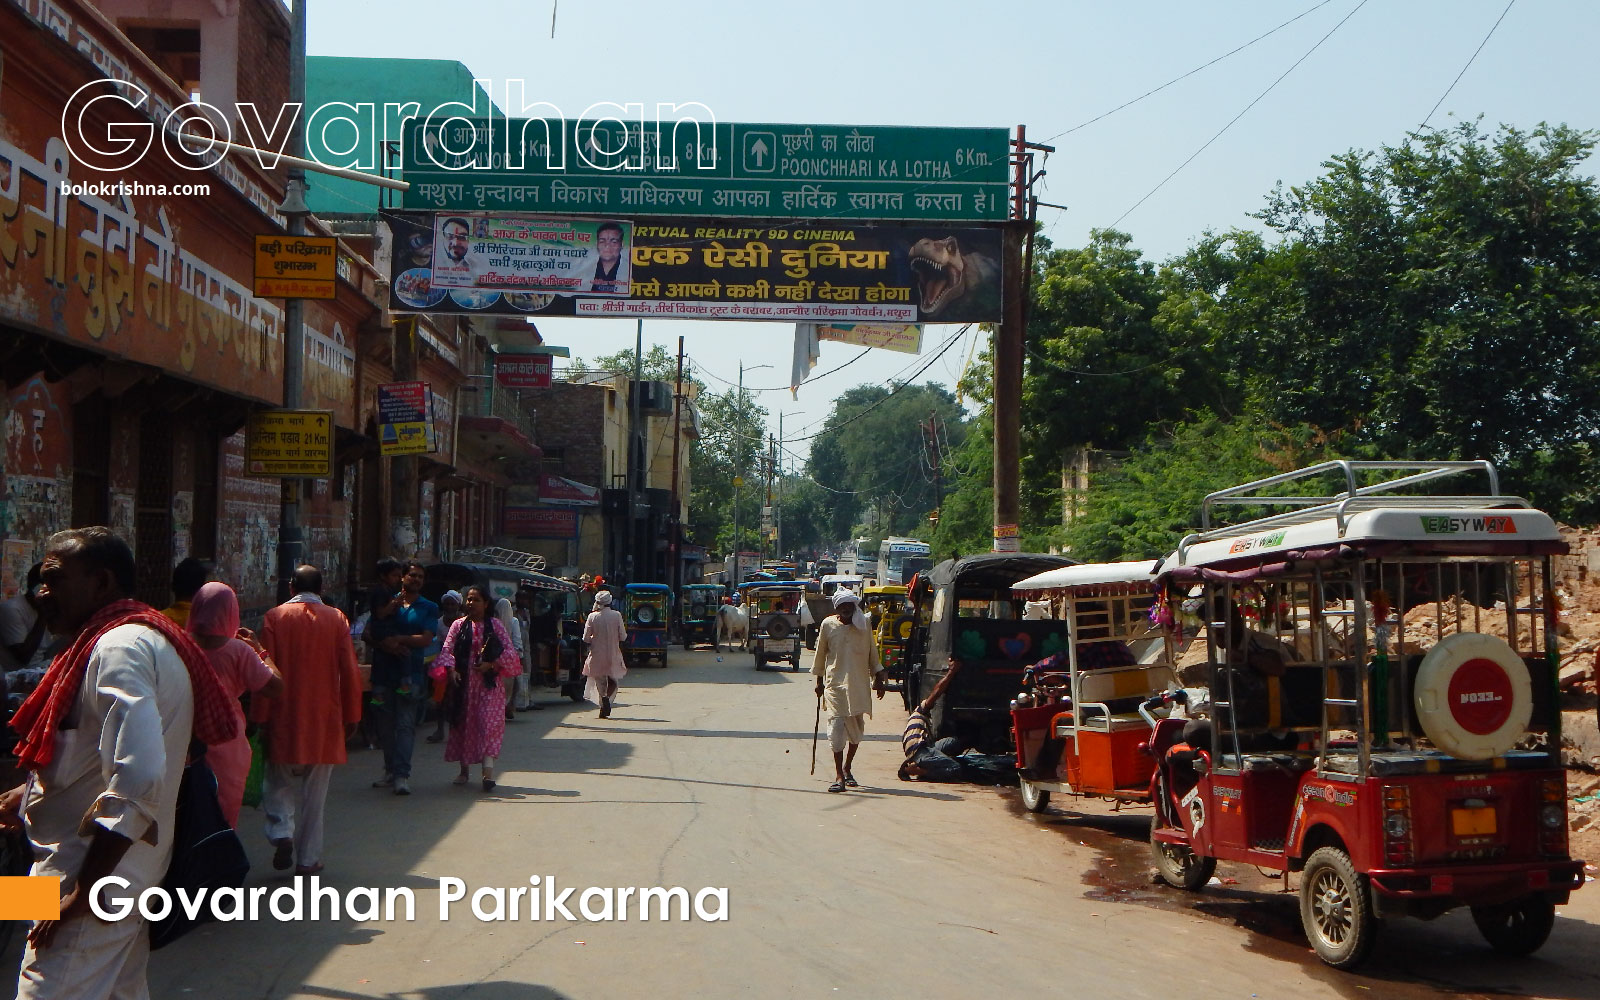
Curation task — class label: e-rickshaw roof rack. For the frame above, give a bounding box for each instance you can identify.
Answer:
[453,546,548,572]
[1173,460,1531,560]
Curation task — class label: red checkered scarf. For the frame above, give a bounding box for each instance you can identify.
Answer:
[10,598,241,772]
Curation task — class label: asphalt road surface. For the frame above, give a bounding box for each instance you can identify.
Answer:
[7,645,1599,999]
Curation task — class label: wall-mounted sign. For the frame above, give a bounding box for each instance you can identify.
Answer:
[504,507,580,539]
[378,381,434,456]
[245,410,333,477]
[494,354,554,389]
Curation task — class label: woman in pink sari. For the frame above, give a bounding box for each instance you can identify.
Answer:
[188,581,285,826]
[430,585,521,790]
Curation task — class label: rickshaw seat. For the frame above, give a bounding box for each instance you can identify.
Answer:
[1077,712,1150,733]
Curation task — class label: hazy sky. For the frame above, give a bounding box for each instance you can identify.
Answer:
[309,0,1600,464]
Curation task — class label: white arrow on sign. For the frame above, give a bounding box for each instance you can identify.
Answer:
[750,138,768,167]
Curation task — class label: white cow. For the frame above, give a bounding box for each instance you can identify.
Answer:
[715,604,750,652]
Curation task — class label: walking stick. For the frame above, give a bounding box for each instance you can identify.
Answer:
[810,689,822,775]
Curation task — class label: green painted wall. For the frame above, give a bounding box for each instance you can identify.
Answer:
[304,57,499,215]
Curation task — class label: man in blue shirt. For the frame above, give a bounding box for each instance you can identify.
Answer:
[365,560,437,795]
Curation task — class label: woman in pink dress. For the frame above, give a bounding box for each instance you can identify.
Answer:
[582,589,627,719]
[430,585,520,790]
[188,582,284,827]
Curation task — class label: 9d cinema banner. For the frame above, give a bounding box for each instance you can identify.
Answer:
[380,212,1001,324]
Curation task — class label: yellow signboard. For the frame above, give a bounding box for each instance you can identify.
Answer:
[254,235,338,299]
[246,410,334,477]
[817,323,924,355]
[380,420,433,456]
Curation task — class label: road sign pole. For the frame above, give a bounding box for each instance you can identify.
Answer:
[275,0,309,603]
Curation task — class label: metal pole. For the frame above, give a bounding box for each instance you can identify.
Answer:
[670,336,684,595]
[275,0,309,604]
[733,362,743,588]
[776,412,783,560]
[628,318,644,582]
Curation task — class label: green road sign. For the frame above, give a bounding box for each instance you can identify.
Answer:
[402,119,1010,221]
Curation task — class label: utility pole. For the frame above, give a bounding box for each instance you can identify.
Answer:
[274,0,309,603]
[776,412,784,560]
[766,432,776,563]
[669,336,684,595]
[627,318,644,582]
[993,124,1053,553]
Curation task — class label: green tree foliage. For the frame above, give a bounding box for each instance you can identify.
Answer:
[804,382,968,541]
[690,388,768,553]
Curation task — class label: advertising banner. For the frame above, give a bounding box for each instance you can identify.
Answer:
[383,213,1001,323]
[424,215,632,300]
[504,507,580,539]
[494,354,554,389]
[378,381,433,456]
[537,474,601,506]
[817,323,924,354]
[402,118,1009,222]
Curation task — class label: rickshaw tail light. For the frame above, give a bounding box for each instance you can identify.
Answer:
[1382,784,1413,865]
[1541,777,1564,803]
[1538,779,1567,856]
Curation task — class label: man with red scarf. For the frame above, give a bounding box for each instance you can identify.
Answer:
[0,528,237,1000]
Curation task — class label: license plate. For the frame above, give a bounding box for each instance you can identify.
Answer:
[1451,806,1497,836]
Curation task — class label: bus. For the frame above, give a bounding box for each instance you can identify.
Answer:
[837,537,875,577]
[877,537,931,585]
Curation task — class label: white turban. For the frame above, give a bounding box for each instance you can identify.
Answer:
[593,590,614,607]
[831,589,860,609]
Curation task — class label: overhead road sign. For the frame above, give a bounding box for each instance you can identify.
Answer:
[401,119,1009,222]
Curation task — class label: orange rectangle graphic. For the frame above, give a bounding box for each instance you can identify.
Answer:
[0,876,61,921]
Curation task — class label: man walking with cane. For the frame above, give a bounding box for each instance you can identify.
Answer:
[811,590,884,793]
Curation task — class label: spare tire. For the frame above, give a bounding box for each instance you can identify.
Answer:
[892,615,915,641]
[766,616,793,640]
[634,605,656,625]
[1413,632,1533,760]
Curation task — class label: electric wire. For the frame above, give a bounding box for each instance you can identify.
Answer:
[1418,0,1515,130]
[1037,0,1337,145]
[1108,0,1369,230]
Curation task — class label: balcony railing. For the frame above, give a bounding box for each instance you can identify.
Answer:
[469,377,537,442]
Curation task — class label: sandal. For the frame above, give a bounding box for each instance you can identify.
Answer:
[453,772,470,786]
[272,838,294,871]
[294,862,324,877]
[843,774,859,788]
[828,781,846,793]
[482,777,496,792]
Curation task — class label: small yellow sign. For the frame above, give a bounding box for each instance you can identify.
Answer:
[380,420,432,456]
[246,410,334,477]
[255,235,338,299]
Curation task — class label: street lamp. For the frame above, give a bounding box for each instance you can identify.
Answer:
[732,362,771,587]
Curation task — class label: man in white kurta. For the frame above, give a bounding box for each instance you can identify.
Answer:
[811,590,884,792]
[16,624,192,1000]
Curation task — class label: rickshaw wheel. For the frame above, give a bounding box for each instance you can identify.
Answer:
[1471,896,1556,956]
[1299,847,1378,969]
[1019,778,1051,813]
[1150,815,1215,891]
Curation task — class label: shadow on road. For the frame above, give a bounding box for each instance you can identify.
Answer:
[302,982,572,1000]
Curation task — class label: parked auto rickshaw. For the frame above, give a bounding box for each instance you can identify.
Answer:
[861,585,912,692]
[518,582,585,702]
[906,553,1077,749]
[741,581,804,670]
[622,583,672,667]
[1007,561,1175,813]
[678,583,724,650]
[1147,461,1584,968]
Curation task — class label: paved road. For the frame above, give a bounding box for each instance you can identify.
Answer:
[9,646,1599,999]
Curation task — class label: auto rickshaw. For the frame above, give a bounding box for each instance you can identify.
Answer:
[905,553,1077,749]
[678,583,724,650]
[621,583,672,667]
[1147,460,1584,968]
[741,581,803,670]
[862,585,912,692]
[518,582,586,702]
[1006,561,1176,813]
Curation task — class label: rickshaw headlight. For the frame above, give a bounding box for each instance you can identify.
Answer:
[1541,804,1564,829]
[1384,813,1410,838]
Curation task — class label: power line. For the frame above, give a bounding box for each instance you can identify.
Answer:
[1109,0,1369,230]
[782,327,970,444]
[1419,0,1515,131]
[693,347,872,394]
[1025,343,1171,378]
[1038,0,1337,145]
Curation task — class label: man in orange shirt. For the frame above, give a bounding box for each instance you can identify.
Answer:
[253,565,362,876]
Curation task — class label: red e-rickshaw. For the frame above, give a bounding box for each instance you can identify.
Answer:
[1008,561,1176,812]
[1146,461,1584,968]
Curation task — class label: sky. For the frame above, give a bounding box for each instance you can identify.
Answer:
[309,0,1600,466]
